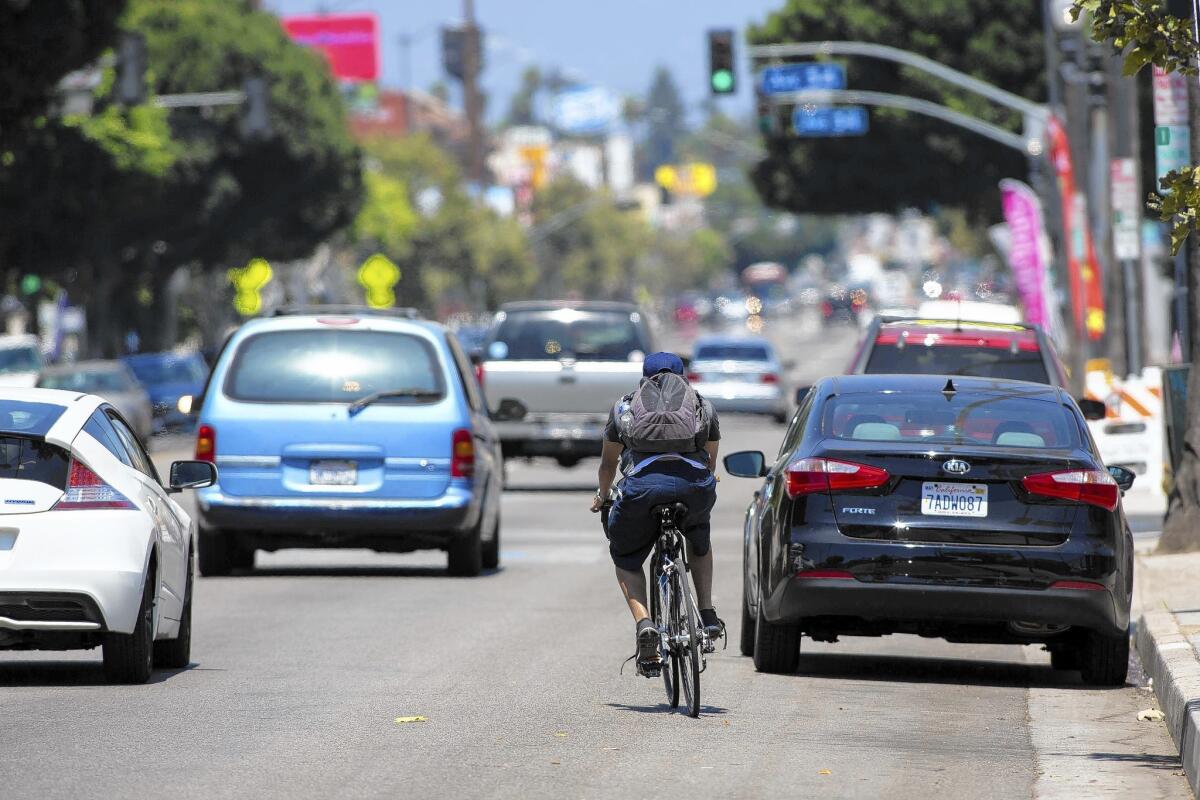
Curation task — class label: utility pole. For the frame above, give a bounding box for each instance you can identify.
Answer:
[1059,22,1093,389]
[1108,52,1143,376]
[461,0,485,185]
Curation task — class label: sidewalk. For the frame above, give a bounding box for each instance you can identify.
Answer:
[1135,546,1200,797]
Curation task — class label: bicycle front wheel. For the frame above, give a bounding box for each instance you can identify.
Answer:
[651,565,679,708]
[673,567,702,718]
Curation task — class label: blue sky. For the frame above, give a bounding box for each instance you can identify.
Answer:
[264,0,785,121]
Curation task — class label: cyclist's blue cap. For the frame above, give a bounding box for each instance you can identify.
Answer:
[643,352,685,377]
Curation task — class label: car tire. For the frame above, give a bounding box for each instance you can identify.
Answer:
[154,550,193,669]
[772,410,789,425]
[1080,629,1130,686]
[198,526,231,577]
[230,542,255,572]
[103,572,155,684]
[482,510,501,570]
[752,584,800,674]
[555,456,580,468]
[447,519,483,577]
[739,587,755,657]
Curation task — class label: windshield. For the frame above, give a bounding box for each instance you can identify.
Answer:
[823,391,1082,449]
[488,310,647,361]
[0,346,42,374]
[865,340,1050,384]
[39,369,134,393]
[225,330,445,404]
[694,343,770,361]
[125,355,207,385]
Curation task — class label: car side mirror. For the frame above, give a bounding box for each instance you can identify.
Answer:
[169,460,217,491]
[1108,465,1136,493]
[724,450,767,478]
[1078,398,1106,421]
[795,386,812,406]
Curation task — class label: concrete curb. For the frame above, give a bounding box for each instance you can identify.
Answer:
[1136,608,1200,797]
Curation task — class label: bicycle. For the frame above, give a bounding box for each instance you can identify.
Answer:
[644,501,715,718]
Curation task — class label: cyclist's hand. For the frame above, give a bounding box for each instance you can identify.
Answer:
[590,494,604,513]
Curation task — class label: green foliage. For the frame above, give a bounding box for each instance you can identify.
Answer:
[65,102,177,176]
[505,67,542,127]
[747,0,1046,219]
[642,66,687,177]
[353,171,417,258]
[1149,167,1200,251]
[1073,0,1198,75]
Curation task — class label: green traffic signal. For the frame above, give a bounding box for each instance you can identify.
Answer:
[711,69,734,93]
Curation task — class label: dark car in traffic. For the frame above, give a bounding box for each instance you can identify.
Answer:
[121,351,209,432]
[724,374,1135,685]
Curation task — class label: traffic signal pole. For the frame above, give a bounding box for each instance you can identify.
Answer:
[462,0,485,185]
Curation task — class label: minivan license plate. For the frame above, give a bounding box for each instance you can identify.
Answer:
[309,460,357,486]
[921,482,987,517]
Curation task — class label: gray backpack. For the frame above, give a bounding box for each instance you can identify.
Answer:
[617,373,707,454]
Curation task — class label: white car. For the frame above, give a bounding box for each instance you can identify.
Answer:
[0,335,43,388]
[0,389,216,683]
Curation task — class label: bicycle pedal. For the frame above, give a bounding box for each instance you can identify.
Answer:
[638,661,662,678]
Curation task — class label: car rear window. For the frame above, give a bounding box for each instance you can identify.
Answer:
[694,343,770,361]
[823,391,1081,449]
[224,330,446,404]
[39,370,134,393]
[865,335,1050,384]
[0,437,70,489]
[0,400,66,436]
[488,310,647,361]
[0,346,41,375]
[125,354,207,385]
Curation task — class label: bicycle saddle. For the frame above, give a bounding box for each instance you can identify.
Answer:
[650,501,689,521]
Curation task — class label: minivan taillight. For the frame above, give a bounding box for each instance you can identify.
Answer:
[451,428,475,478]
[1022,469,1118,511]
[785,457,890,498]
[760,373,779,384]
[195,424,215,463]
[52,460,135,510]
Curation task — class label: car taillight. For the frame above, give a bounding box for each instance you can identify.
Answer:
[1049,580,1106,591]
[686,372,701,382]
[451,428,475,478]
[785,457,890,498]
[821,301,833,316]
[52,460,136,510]
[1021,469,1118,511]
[474,363,485,389]
[761,373,778,384]
[195,424,215,463]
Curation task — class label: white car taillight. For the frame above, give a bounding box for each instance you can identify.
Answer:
[52,460,136,511]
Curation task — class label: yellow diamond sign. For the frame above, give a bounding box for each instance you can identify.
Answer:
[358,254,401,309]
[228,258,273,316]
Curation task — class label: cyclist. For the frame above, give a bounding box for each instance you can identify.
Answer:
[589,351,723,675]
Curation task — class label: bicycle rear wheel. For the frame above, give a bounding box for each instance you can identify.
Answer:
[650,562,679,708]
[673,566,702,718]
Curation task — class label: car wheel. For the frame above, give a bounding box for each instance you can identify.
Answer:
[230,541,255,572]
[482,509,500,570]
[197,526,231,577]
[772,410,789,425]
[103,572,155,684]
[1080,628,1130,686]
[447,518,483,577]
[154,550,193,669]
[739,586,755,657]
[752,583,800,673]
[555,456,580,468]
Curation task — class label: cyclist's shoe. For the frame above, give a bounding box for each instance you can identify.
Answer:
[700,608,725,648]
[636,619,661,677]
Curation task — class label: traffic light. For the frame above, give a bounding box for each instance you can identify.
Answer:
[116,31,147,106]
[442,25,482,82]
[240,76,270,139]
[707,29,736,95]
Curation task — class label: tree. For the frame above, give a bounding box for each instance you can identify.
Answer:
[641,66,687,178]
[1074,0,1200,551]
[746,0,1046,220]
[0,0,126,133]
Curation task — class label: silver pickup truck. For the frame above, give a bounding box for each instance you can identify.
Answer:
[479,300,653,466]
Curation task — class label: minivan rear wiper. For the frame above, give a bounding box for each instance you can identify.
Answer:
[347,389,440,416]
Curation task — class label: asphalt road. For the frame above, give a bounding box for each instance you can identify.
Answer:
[0,312,1189,799]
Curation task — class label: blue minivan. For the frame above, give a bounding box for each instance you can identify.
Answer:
[193,309,502,577]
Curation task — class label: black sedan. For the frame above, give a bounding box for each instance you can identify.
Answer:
[724,374,1135,685]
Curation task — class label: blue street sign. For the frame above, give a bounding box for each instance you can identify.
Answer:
[759,63,846,95]
[792,106,869,137]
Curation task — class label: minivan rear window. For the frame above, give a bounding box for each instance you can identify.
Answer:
[824,392,1081,449]
[694,343,770,361]
[865,338,1050,384]
[224,330,446,404]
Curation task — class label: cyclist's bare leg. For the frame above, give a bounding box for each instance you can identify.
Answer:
[688,544,713,609]
[615,565,649,621]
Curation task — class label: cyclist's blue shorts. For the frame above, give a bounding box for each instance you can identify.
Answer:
[604,459,717,571]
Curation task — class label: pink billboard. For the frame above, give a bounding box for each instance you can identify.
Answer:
[999,179,1049,330]
[281,13,379,82]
